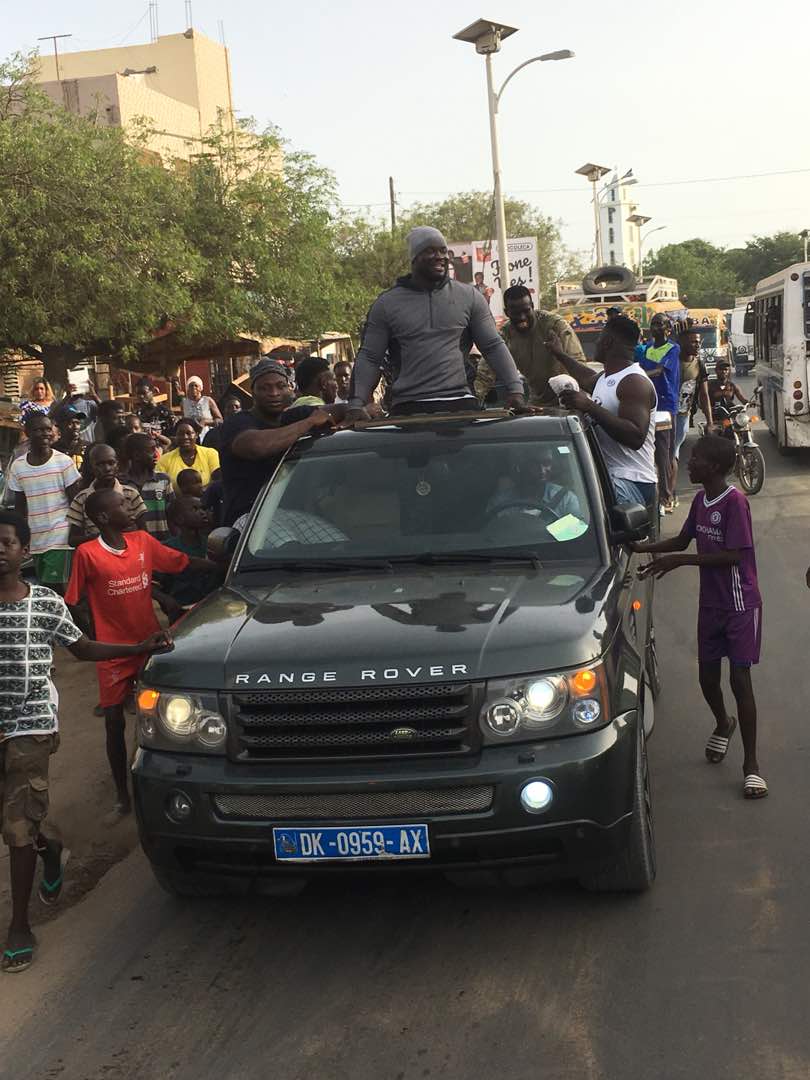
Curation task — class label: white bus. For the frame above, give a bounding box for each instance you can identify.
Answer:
[729,297,755,374]
[747,262,810,452]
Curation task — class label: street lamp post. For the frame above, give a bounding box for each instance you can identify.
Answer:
[454,19,574,298]
[575,163,610,266]
[639,225,667,278]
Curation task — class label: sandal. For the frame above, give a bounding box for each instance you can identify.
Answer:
[2,934,36,974]
[743,774,769,800]
[705,716,737,763]
[37,839,69,906]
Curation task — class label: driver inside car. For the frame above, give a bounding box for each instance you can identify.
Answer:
[486,447,582,521]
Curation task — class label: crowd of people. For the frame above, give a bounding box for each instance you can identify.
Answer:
[0,224,767,975]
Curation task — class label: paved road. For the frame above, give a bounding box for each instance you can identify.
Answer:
[4,407,810,1080]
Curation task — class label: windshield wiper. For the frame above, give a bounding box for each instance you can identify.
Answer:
[240,557,393,573]
[390,551,542,568]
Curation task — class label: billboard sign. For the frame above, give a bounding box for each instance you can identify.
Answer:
[448,237,539,322]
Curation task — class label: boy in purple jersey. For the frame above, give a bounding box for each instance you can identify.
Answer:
[633,435,767,800]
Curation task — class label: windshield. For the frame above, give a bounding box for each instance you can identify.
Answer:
[240,434,599,568]
[695,327,718,350]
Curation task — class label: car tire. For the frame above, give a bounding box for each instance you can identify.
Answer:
[579,722,656,893]
[581,265,637,295]
[150,863,250,898]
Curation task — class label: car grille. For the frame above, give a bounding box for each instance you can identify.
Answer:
[212,785,494,820]
[228,682,482,762]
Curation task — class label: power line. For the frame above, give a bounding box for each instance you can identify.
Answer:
[396,166,810,198]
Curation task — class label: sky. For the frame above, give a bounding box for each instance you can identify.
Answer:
[5,0,809,262]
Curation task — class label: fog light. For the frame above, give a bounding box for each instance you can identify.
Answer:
[572,699,601,725]
[520,780,554,814]
[197,714,227,748]
[139,714,156,740]
[486,700,522,736]
[167,791,193,823]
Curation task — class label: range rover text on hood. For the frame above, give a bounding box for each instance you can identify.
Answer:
[232,663,470,689]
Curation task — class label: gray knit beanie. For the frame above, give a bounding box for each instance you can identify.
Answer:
[407,226,448,262]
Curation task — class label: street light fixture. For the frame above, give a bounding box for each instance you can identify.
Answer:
[639,224,667,278]
[576,163,611,266]
[454,19,574,298]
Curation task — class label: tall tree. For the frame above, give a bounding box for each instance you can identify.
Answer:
[724,233,806,292]
[173,120,348,347]
[644,239,743,308]
[0,53,196,388]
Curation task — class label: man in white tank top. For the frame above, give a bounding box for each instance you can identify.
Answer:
[545,315,658,507]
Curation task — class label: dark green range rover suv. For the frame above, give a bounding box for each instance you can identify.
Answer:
[134,412,659,894]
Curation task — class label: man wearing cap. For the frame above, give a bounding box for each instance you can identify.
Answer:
[218,358,333,526]
[348,227,526,416]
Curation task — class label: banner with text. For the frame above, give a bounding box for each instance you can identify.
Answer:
[447,237,539,321]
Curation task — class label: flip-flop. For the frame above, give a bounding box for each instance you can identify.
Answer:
[743,774,769,800]
[705,716,737,763]
[2,934,37,975]
[38,842,70,906]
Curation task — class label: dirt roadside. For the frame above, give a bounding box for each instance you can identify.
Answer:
[0,647,141,935]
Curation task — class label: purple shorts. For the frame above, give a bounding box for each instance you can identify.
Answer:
[697,606,762,666]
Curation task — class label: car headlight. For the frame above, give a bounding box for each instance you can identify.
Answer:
[481,663,608,742]
[137,688,228,753]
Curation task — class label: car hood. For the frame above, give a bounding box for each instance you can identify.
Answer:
[143,564,621,691]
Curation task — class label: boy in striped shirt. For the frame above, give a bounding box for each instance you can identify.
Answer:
[634,435,767,800]
[8,413,81,590]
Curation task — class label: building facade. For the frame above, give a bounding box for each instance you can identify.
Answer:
[599,173,643,272]
[35,29,236,163]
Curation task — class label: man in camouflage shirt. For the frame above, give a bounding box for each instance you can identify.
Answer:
[474,284,588,406]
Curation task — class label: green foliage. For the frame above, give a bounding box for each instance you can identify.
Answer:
[644,239,742,308]
[0,52,196,386]
[174,121,346,344]
[724,233,806,291]
[0,53,354,386]
[644,232,807,308]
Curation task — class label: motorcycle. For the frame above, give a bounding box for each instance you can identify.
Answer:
[700,389,765,495]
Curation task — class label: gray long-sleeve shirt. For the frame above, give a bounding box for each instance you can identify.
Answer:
[350,275,523,409]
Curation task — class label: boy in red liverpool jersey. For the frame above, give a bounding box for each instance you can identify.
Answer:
[66,488,215,820]
[634,435,767,800]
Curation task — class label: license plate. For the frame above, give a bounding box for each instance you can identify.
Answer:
[272,824,430,863]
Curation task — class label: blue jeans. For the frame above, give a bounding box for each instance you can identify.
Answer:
[612,477,657,507]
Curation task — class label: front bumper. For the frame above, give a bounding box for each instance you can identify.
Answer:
[133,711,638,879]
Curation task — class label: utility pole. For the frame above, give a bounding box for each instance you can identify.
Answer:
[389,177,397,236]
[37,34,72,83]
[800,229,809,262]
[148,2,159,43]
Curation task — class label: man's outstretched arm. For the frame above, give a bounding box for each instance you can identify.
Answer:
[349,297,390,409]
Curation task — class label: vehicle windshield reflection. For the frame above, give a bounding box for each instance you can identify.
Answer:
[240,436,599,570]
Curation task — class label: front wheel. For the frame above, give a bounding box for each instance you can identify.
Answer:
[579,723,656,893]
[737,444,765,495]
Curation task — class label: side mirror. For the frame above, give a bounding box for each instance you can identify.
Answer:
[743,302,755,335]
[610,503,650,544]
[207,527,239,564]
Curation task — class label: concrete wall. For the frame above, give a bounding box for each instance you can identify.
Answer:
[35,30,233,139]
[39,73,205,163]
